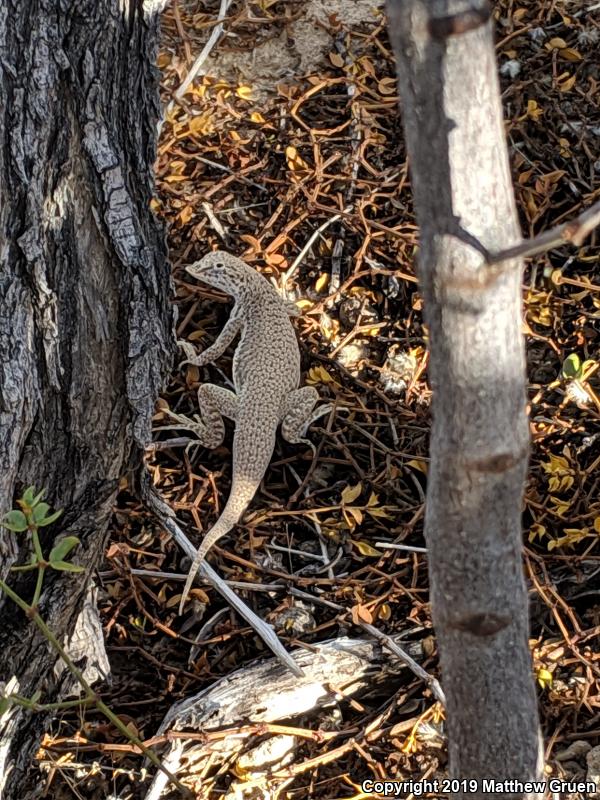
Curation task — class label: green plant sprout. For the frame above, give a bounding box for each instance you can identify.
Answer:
[0,487,191,798]
[561,353,596,382]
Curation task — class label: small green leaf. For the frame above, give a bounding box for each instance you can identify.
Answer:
[36,508,63,527]
[50,561,84,573]
[30,489,46,508]
[562,353,582,380]
[581,359,597,380]
[32,503,51,523]
[537,667,553,689]
[0,697,12,715]
[49,536,80,563]
[22,486,37,506]
[2,510,29,532]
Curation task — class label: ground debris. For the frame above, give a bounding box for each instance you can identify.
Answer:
[41,1,600,797]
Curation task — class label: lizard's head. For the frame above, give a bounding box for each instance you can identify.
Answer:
[185,251,249,295]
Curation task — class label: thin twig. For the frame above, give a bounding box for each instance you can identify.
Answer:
[140,470,304,678]
[193,155,269,192]
[376,541,428,553]
[487,198,600,264]
[100,567,286,594]
[281,208,352,296]
[0,579,192,798]
[289,587,445,704]
[162,0,233,126]
[201,201,228,241]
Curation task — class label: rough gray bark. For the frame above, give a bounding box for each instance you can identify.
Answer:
[0,1,174,796]
[386,1,541,797]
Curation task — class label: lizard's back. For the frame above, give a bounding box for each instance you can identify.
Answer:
[232,280,301,402]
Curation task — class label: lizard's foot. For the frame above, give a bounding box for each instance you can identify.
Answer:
[177,340,214,369]
[155,384,238,449]
[177,339,197,365]
[281,387,333,451]
[178,312,242,369]
[154,409,209,440]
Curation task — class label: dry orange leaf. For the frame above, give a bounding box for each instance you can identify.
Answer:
[264,252,286,266]
[178,205,193,226]
[558,74,577,93]
[353,540,383,558]
[315,273,330,293]
[285,145,309,172]
[558,137,572,157]
[525,193,538,219]
[163,174,188,184]
[366,506,394,520]
[306,365,336,385]
[187,113,214,135]
[342,483,362,505]
[236,85,253,100]
[345,506,364,526]
[559,48,582,62]
[240,234,262,253]
[526,99,543,121]
[351,604,373,625]
[518,170,533,185]
[359,57,376,77]
[378,77,397,95]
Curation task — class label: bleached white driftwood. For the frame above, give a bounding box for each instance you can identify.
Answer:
[144,635,424,799]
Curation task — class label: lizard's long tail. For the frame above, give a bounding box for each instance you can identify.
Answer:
[178,472,264,614]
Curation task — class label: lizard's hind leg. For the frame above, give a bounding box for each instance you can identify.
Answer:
[158,384,238,448]
[281,386,333,450]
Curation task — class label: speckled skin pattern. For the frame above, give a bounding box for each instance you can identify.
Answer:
[173,252,328,612]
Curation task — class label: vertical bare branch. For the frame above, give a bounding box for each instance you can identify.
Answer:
[386,1,542,796]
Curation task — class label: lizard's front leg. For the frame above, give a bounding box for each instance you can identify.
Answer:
[178,311,242,368]
[156,384,238,447]
[280,386,333,450]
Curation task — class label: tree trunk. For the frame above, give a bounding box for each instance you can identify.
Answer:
[0,1,174,796]
[386,1,541,797]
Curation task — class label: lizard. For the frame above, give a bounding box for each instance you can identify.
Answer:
[160,251,331,614]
